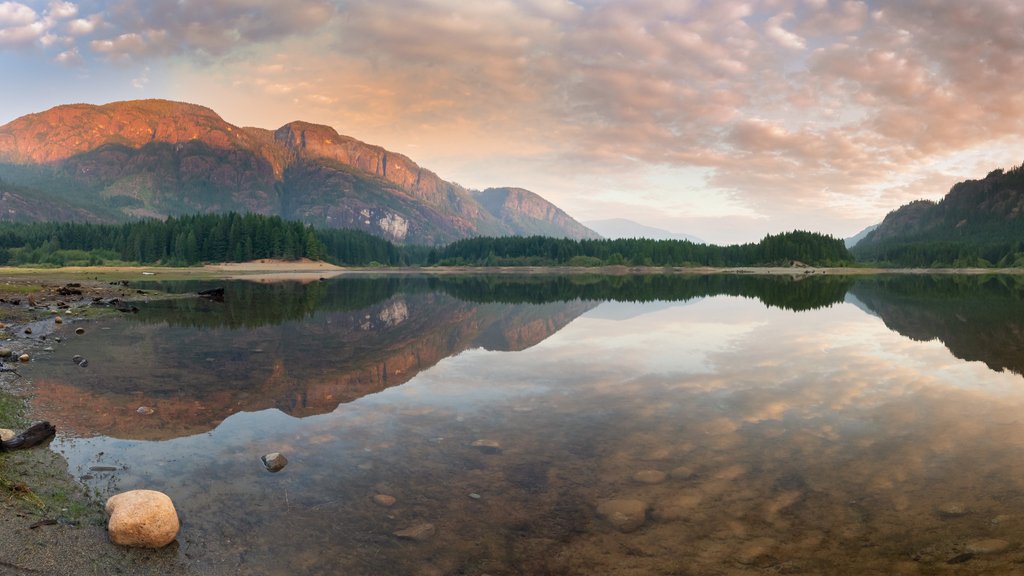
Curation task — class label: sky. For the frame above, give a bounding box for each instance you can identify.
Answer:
[1,0,1023,244]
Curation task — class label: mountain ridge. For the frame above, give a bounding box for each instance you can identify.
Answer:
[852,162,1024,265]
[0,99,598,245]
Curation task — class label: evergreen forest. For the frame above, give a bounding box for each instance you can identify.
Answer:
[0,214,852,269]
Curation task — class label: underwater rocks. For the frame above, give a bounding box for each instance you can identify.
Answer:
[596,499,648,532]
[394,522,436,541]
[105,490,180,548]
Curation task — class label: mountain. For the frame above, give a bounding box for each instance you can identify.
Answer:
[852,163,1024,264]
[844,223,879,248]
[0,100,598,245]
[583,218,703,242]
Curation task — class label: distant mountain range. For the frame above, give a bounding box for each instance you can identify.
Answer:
[844,224,879,248]
[0,100,598,245]
[583,218,703,243]
[853,163,1024,264]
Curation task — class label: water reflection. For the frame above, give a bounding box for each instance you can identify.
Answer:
[28,274,1024,574]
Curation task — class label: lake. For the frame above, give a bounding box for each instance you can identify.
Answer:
[26,273,1024,574]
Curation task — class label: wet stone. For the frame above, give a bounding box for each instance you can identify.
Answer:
[596,499,648,533]
[470,439,502,454]
[78,359,88,368]
[373,494,397,507]
[262,452,288,472]
[394,523,436,541]
[75,327,85,335]
[966,539,1010,554]
[938,502,969,517]
[669,465,695,480]
[136,406,154,415]
[18,354,29,363]
[632,470,667,484]
[0,348,11,358]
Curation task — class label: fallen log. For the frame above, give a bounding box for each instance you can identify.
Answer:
[0,422,56,451]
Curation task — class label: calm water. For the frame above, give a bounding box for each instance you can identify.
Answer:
[25,274,1024,575]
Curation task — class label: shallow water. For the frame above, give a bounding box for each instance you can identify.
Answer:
[27,274,1024,574]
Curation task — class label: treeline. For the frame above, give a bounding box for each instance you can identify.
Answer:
[434,230,852,267]
[0,213,851,268]
[0,213,407,267]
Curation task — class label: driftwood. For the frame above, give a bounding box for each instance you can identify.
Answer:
[0,422,56,451]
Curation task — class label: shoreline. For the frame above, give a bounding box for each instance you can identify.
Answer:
[1,262,1023,281]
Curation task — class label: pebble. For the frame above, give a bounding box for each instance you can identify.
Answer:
[72,355,82,364]
[0,348,11,358]
[78,359,88,368]
[23,327,31,334]
[470,439,502,454]
[596,499,648,533]
[373,494,397,507]
[394,523,436,541]
[938,502,968,517]
[0,429,14,442]
[966,538,1010,554]
[18,353,29,363]
[632,470,667,484]
[75,327,85,335]
[468,493,482,499]
[54,316,62,324]
[262,452,288,472]
[136,406,154,415]
[42,347,53,352]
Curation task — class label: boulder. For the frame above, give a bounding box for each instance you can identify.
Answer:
[105,490,180,548]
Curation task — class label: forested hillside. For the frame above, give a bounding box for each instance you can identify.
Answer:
[853,162,1024,267]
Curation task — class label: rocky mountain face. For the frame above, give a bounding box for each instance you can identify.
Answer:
[0,99,596,245]
[855,165,1024,249]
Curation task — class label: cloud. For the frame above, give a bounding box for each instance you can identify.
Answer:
[7,0,1024,240]
[765,12,805,50]
[85,0,337,59]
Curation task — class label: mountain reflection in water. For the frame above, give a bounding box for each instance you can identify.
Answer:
[26,273,1024,575]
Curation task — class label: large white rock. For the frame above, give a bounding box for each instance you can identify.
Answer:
[105,490,180,548]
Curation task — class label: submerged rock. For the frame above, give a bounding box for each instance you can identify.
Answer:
[394,523,436,541]
[262,452,288,472]
[373,494,397,507]
[938,502,969,518]
[596,499,648,533]
[75,327,85,335]
[105,490,180,548]
[136,406,154,415]
[632,470,667,484]
[0,348,11,358]
[470,439,502,454]
[966,538,1010,554]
